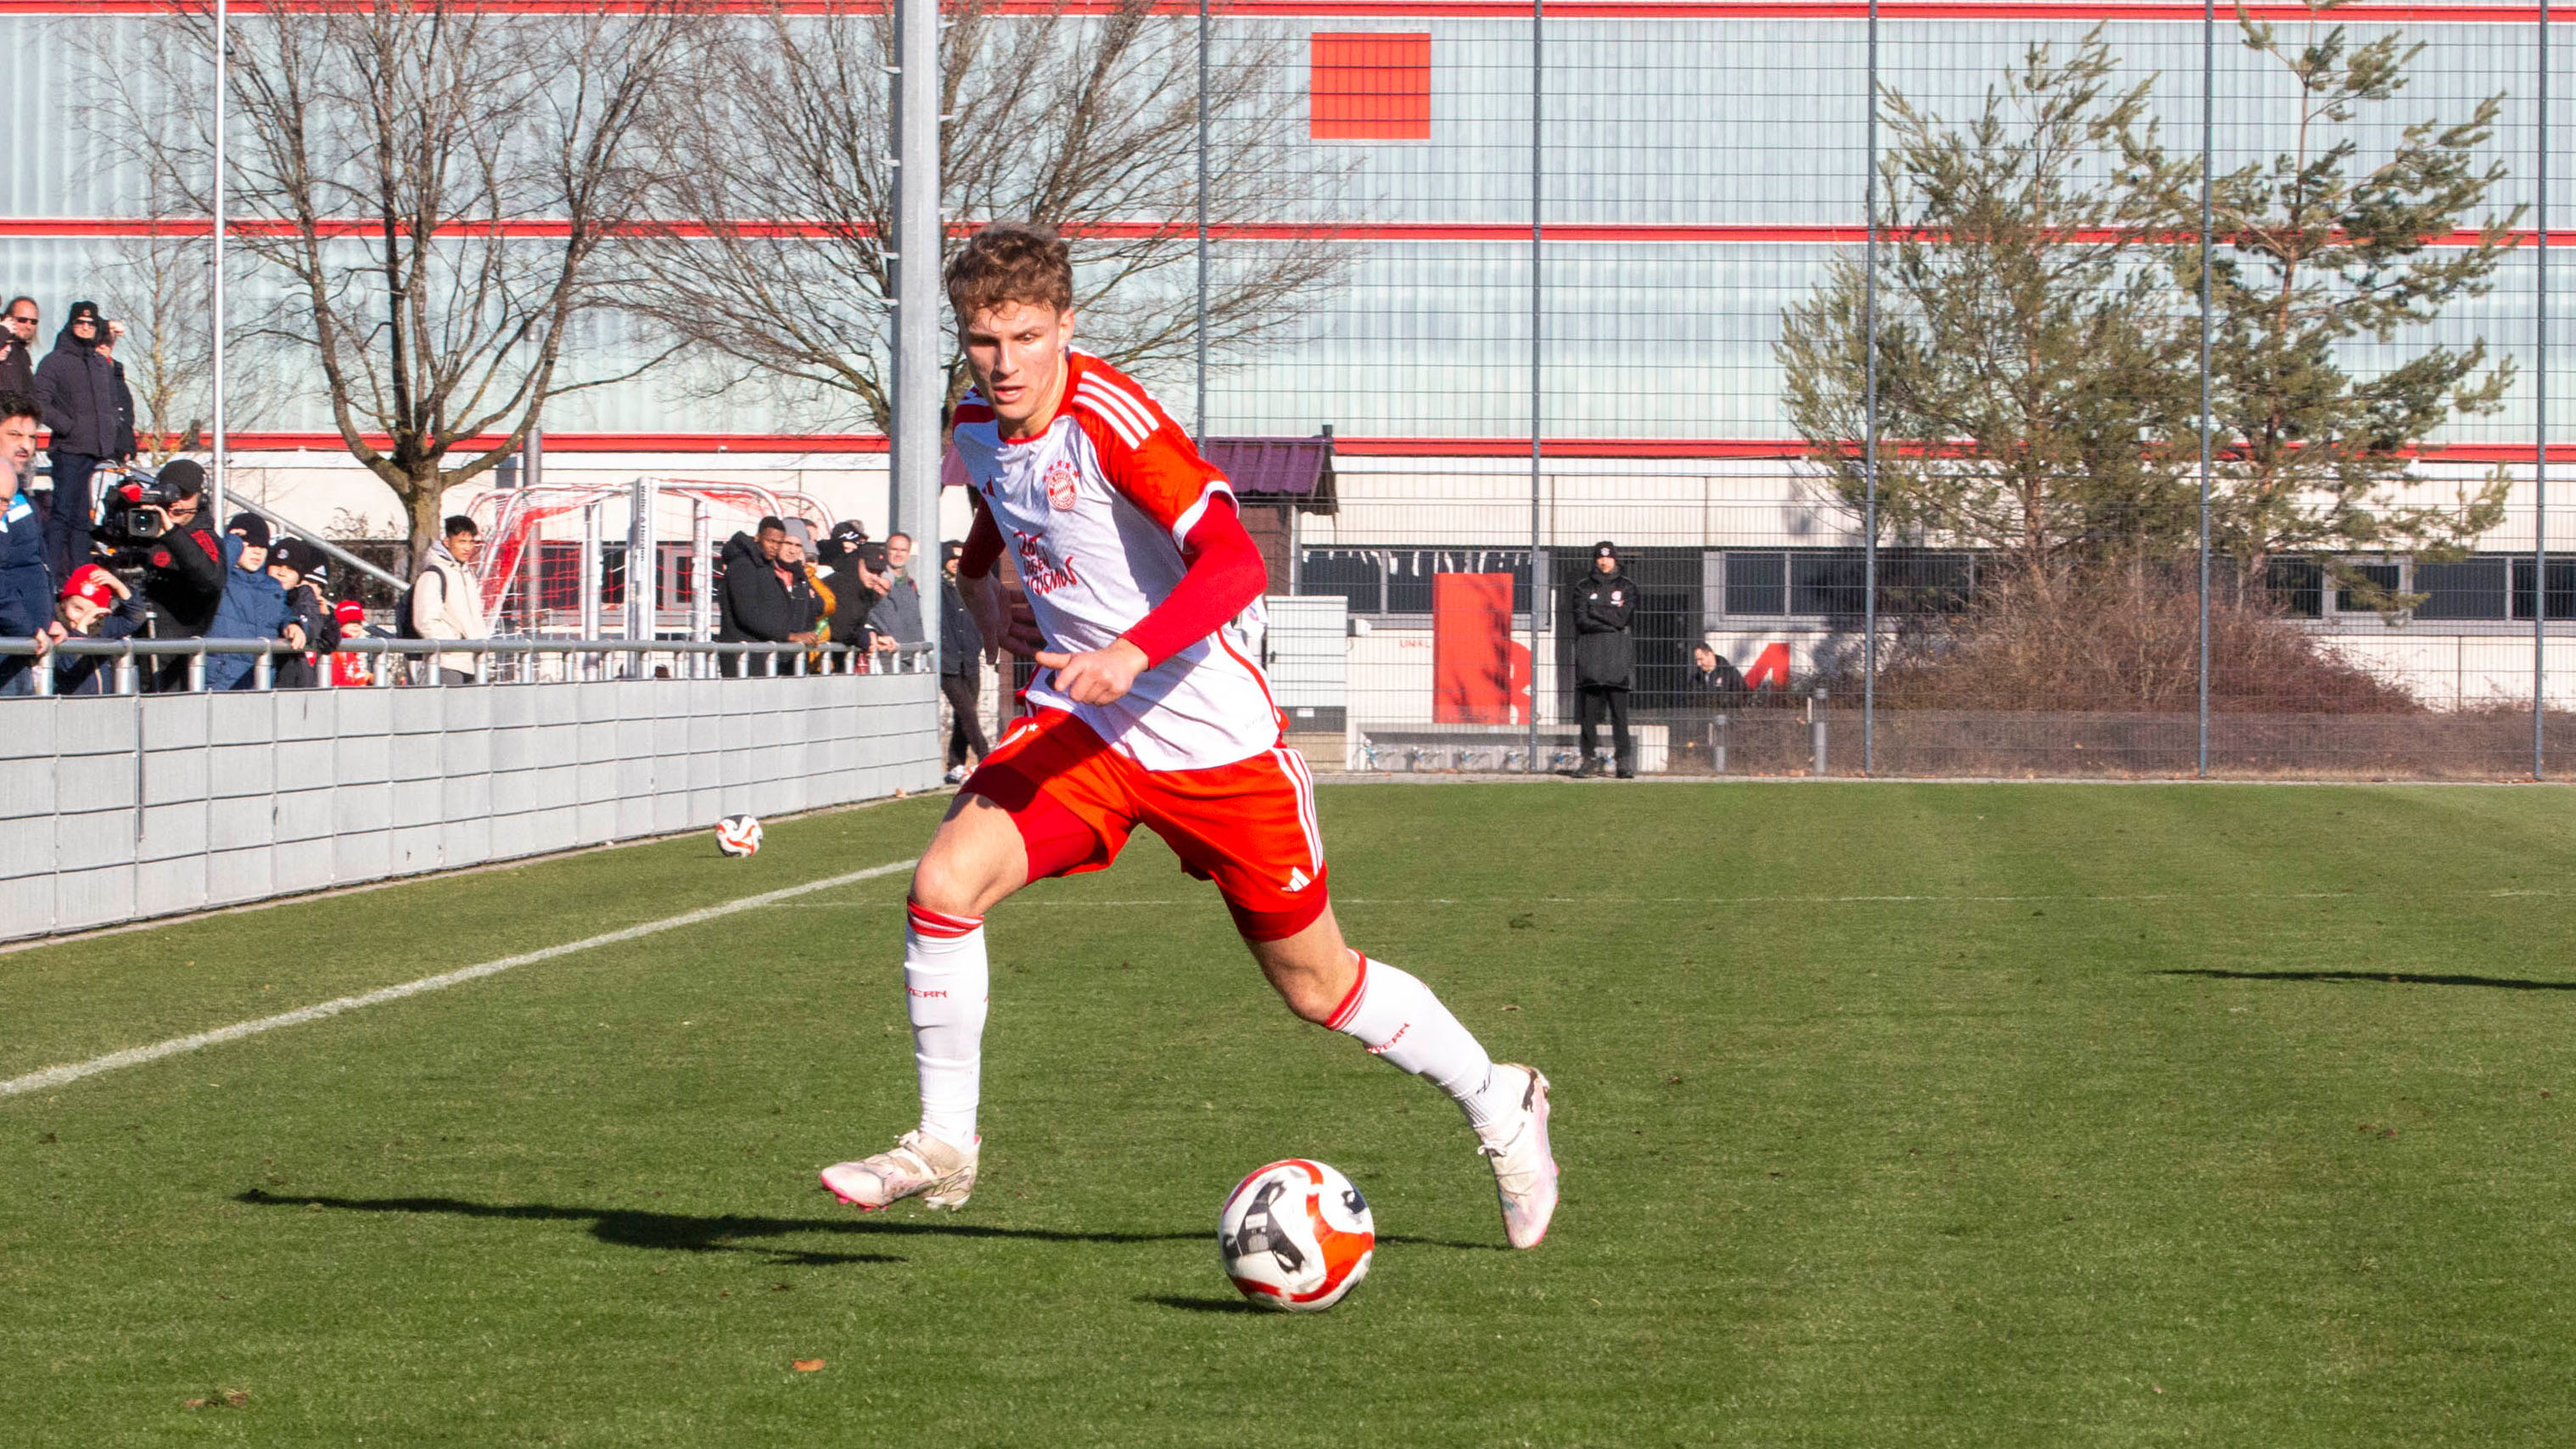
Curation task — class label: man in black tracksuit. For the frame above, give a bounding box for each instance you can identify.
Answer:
[1570,540,1637,778]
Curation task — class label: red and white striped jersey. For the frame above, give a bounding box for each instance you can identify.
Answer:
[951,351,1281,771]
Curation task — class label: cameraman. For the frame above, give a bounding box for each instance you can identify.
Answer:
[100,457,225,691]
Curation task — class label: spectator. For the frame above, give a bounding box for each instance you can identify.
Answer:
[779,528,829,659]
[938,539,990,781]
[819,520,886,653]
[204,514,305,690]
[97,318,137,464]
[329,597,374,687]
[0,297,35,397]
[714,514,818,674]
[871,529,924,663]
[48,563,146,697]
[100,457,224,692]
[0,389,52,695]
[33,300,120,580]
[1688,643,1746,697]
[410,513,488,685]
[1569,539,1636,778]
[266,539,341,689]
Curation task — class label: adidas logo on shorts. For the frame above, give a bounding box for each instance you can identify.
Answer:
[1285,867,1312,892]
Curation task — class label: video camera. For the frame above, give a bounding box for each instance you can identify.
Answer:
[97,465,193,546]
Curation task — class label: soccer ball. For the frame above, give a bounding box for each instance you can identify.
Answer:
[714,814,763,858]
[1218,1159,1375,1312]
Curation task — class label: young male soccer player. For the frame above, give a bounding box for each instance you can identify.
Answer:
[820,223,1560,1248]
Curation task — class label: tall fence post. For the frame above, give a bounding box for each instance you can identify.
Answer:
[893,0,943,676]
[1862,0,1879,777]
[1195,0,1210,439]
[625,476,650,661]
[691,497,713,677]
[1526,0,1543,773]
[2538,0,2551,780]
[210,0,229,528]
[2197,0,2216,778]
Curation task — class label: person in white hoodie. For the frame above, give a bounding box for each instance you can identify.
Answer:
[410,513,487,684]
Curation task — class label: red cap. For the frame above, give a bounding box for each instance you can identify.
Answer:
[59,564,119,611]
[335,598,365,624]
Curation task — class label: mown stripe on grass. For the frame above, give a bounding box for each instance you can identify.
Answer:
[0,857,918,1100]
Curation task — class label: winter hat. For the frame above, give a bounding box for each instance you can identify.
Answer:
[270,538,324,579]
[59,563,118,609]
[335,598,366,626]
[1593,540,1619,562]
[156,459,205,498]
[226,512,272,548]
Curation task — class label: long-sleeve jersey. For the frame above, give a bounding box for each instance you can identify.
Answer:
[952,351,1278,771]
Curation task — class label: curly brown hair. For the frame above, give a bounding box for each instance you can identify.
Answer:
[944,221,1073,324]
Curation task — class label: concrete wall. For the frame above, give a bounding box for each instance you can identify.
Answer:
[0,674,941,943]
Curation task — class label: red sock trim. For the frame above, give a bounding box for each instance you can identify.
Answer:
[1324,951,1370,1032]
[906,898,984,940]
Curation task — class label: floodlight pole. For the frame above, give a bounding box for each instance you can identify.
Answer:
[1527,0,1543,773]
[2536,0,2550,780]
[210,0,228,526]
[1861,0,1879,777]
[2197,0,2215,779]
[893,0,943,672]
[1195,0,1210,439]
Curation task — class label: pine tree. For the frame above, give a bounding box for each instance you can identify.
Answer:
[2182,3,2518,608]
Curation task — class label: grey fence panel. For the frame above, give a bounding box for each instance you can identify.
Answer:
[0,671,939,943]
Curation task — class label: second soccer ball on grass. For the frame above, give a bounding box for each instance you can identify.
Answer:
[1218,1159,1376,1312]
[714,814,763,858]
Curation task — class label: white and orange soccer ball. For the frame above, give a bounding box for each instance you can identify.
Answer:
[714,814,763,858]
[1218,1159,1375,1312]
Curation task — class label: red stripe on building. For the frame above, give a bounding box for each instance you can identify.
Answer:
[1,1,2569,20]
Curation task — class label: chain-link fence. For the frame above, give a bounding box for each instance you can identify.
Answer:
[1164,3,2570,780]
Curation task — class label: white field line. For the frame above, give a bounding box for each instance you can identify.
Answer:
[0,858,917,1100]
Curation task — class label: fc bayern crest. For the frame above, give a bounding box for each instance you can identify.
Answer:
[1044,459,1080,511]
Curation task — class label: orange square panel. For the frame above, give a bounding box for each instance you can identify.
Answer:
[1310,32,1431,142]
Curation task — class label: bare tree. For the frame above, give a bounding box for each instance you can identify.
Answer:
[626,0,1345,433]
[89,1,687,563]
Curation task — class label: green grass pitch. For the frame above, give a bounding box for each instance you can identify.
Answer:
[6,781,2576,1446]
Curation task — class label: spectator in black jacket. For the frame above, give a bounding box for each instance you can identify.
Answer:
[939,540,989,780]
[714,515,819,674]
[98,320,137,462]
[104,457,226,692]
[49,563,147,697]
[818,520,887,650]
[34,301,120,580]
[0,298,36,398]
[0,389,52,695]
[266,539,341,689]
[1569,540,1637,778]
[1688,643,1746,697]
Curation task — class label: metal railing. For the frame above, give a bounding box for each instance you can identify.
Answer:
[0,636,935,697]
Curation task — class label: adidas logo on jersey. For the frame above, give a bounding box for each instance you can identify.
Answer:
[1286,867,1312,892]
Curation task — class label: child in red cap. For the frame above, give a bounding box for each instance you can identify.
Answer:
[50,562,146,695]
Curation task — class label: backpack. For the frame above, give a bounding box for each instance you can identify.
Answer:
[395,568,439,640]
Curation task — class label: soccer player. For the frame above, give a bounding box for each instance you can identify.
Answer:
[820,224,1559,1248]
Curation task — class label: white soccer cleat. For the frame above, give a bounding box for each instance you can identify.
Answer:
[820,1129,978,1211]
[1478,1065,1558,1249]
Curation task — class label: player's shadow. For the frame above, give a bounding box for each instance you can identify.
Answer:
[2159,968,2576,992]
[236,1188,1198,1267]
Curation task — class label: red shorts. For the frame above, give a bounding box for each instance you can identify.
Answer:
[962,708,1330,941]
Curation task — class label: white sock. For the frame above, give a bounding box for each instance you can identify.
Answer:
[1329,954,1512,1134]
[904,900,989,1151]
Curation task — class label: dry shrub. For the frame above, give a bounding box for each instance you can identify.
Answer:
[1853,565,2419,714]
